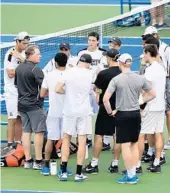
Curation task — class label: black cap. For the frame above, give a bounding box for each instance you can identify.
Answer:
[59,42,70,50]
[108,37,121,46]
[105,49,119,59]
[79,54,92,64]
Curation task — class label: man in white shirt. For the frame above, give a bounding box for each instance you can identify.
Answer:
[40,53,68,176]
[142,26,170,150]
[78,32,106,147]
[43,42,78,75]
[56,53,93,182]
[138,44,166,173]
[4,32,30,147]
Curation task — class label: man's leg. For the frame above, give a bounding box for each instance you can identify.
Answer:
[14,116,22,143]
[22,132,32,161]
[7,119,16,146]
[76,135,87,175]
[109,136,120,173]
[34,132,44,161]
[138,134,145,167]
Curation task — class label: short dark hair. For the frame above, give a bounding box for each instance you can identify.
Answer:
[54,53,68,67]
[25,45,38,59]
[88,32,99,41]
[142,34,153,41]
[144,44,158,58]
[144,36,160,49]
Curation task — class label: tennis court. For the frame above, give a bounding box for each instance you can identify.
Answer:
[1,0,170,193]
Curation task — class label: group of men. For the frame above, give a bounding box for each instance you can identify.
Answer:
[3,25,170,184]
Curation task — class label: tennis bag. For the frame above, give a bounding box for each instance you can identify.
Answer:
[0,143,25,167]
[113,11,151,27]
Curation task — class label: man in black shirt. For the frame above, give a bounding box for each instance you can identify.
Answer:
[83,49,121,174]
[15,45,46,170]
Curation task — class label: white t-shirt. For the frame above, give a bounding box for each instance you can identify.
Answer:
[41,69,65,117]
[159,40,170,76]
[78,48,105,80]
[4,47,25,96]
[144,61,166,111]
[42,55,78,75]
[62,67,93,117]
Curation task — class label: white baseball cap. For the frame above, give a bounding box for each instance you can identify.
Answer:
[143,26,158,35]
[117,53,132,63]
[14,31,30,40]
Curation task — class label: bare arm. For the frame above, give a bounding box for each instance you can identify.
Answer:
[55,82,65,94]
[40,88,48,98]
[103,90,113,115]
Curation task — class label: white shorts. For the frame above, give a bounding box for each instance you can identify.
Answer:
[46,116,63,140]
[62,115,92,136]
[5,94,18,119]
[141,111,165,134]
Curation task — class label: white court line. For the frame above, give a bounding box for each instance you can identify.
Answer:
[2,190,93,193]
[1,2,138,7]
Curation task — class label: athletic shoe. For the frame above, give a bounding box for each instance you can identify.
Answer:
[157,23,170,30]
[86,139,92,148]
[24,161,33,169]
[33,162,43,170]
[143,154,155,163]
[58,168,73,176]
[160,157,166,165]
[147,164,161,173]
[117,175,138,184]
[108,165,119,173]
[82,162,99,174]
[102,143,111,151]
[41,167,50,176]
[75,174,88,182]
[121,167,142,175]
[59,173,68,181]
[164,140,170,150]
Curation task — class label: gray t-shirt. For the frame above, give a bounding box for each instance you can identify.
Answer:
[107,72,151,111]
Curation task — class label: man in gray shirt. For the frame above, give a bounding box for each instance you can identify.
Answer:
[103,53,156,184]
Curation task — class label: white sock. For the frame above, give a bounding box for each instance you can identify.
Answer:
[136,161,141,168]
[111,160,119,167]
[153,158,160,166]
[91,157,98,167]
[161,151,165,158]
[87,135,92,140]
[127,167,135,178]
[147,147,154,156]
[103,136,110,145]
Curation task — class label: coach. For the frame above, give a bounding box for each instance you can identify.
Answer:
[15,45,46,170]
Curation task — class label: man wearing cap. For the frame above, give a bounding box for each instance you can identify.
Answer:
[98,37,122,151]
[142,26,170,150]
[103,53,156,184]
[56,53,93,182]
[83,49,121,174]
[43,42,78,75]
[4,31,30,147]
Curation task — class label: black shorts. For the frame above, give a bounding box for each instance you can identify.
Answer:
[95,104,115,136]
[115,110,141,144]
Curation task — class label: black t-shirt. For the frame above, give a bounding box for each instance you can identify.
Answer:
[94,66,121,108]
[15,61,44,112]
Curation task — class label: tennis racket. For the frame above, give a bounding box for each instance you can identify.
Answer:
[0,146,16,159]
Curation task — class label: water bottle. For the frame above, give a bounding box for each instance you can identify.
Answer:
[50,160,57,175]
[141,12,146,27]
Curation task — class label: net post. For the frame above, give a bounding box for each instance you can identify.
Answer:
[129,0,132,11]
[120,0,124,14]
[99,24,103,48]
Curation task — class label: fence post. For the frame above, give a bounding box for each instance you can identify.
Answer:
[99,24,103,48]
[120,0,124,14]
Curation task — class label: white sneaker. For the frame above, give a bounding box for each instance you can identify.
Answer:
[59,173,68,181]
[75,174,88,182]
[33,162,43,170]
[164,140,170,150]
[24,161,33,169]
